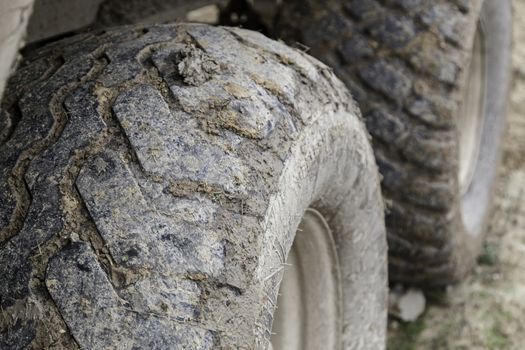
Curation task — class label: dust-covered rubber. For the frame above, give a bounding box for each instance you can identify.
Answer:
[275,0,512,285]
[0,24,387,349]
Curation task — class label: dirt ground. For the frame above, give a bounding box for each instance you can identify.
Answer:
[388,1,525,349]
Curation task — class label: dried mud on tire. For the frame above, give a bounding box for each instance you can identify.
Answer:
[0,24,387,349]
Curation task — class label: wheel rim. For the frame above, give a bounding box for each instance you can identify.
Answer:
[458,26,486,196]
[270,209,342,350]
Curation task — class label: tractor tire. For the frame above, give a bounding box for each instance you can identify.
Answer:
[0,24,387,349]
[276,0,512,285]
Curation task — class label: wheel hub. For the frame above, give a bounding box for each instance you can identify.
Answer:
[270,209,342,350]
[458,26,486,196]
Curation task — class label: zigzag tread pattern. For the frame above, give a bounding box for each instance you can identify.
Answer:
[0,23,352,349]
[275,0,483,284]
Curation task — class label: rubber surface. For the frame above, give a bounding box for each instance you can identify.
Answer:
[276,0,512,285]
[0,24,387,349]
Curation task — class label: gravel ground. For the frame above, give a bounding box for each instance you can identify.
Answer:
[388,1,525,348]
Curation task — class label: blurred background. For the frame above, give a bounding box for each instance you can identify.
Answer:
[388,0,525,348]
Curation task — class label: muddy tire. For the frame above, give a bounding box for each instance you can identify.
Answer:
[276,0,512,285]
[0,24,387,349]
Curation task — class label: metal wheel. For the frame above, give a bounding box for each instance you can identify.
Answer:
[458,26,487,197]
[270,209,342,350]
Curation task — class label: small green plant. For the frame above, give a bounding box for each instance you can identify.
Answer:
[487,320,509,349]
[430,320,455,349]
[388,319,426,350]
[486,308,512,349]
[478,243,499,266]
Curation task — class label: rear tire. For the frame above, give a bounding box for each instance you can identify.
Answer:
[0,24,387,349]
[276,0,512,285]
